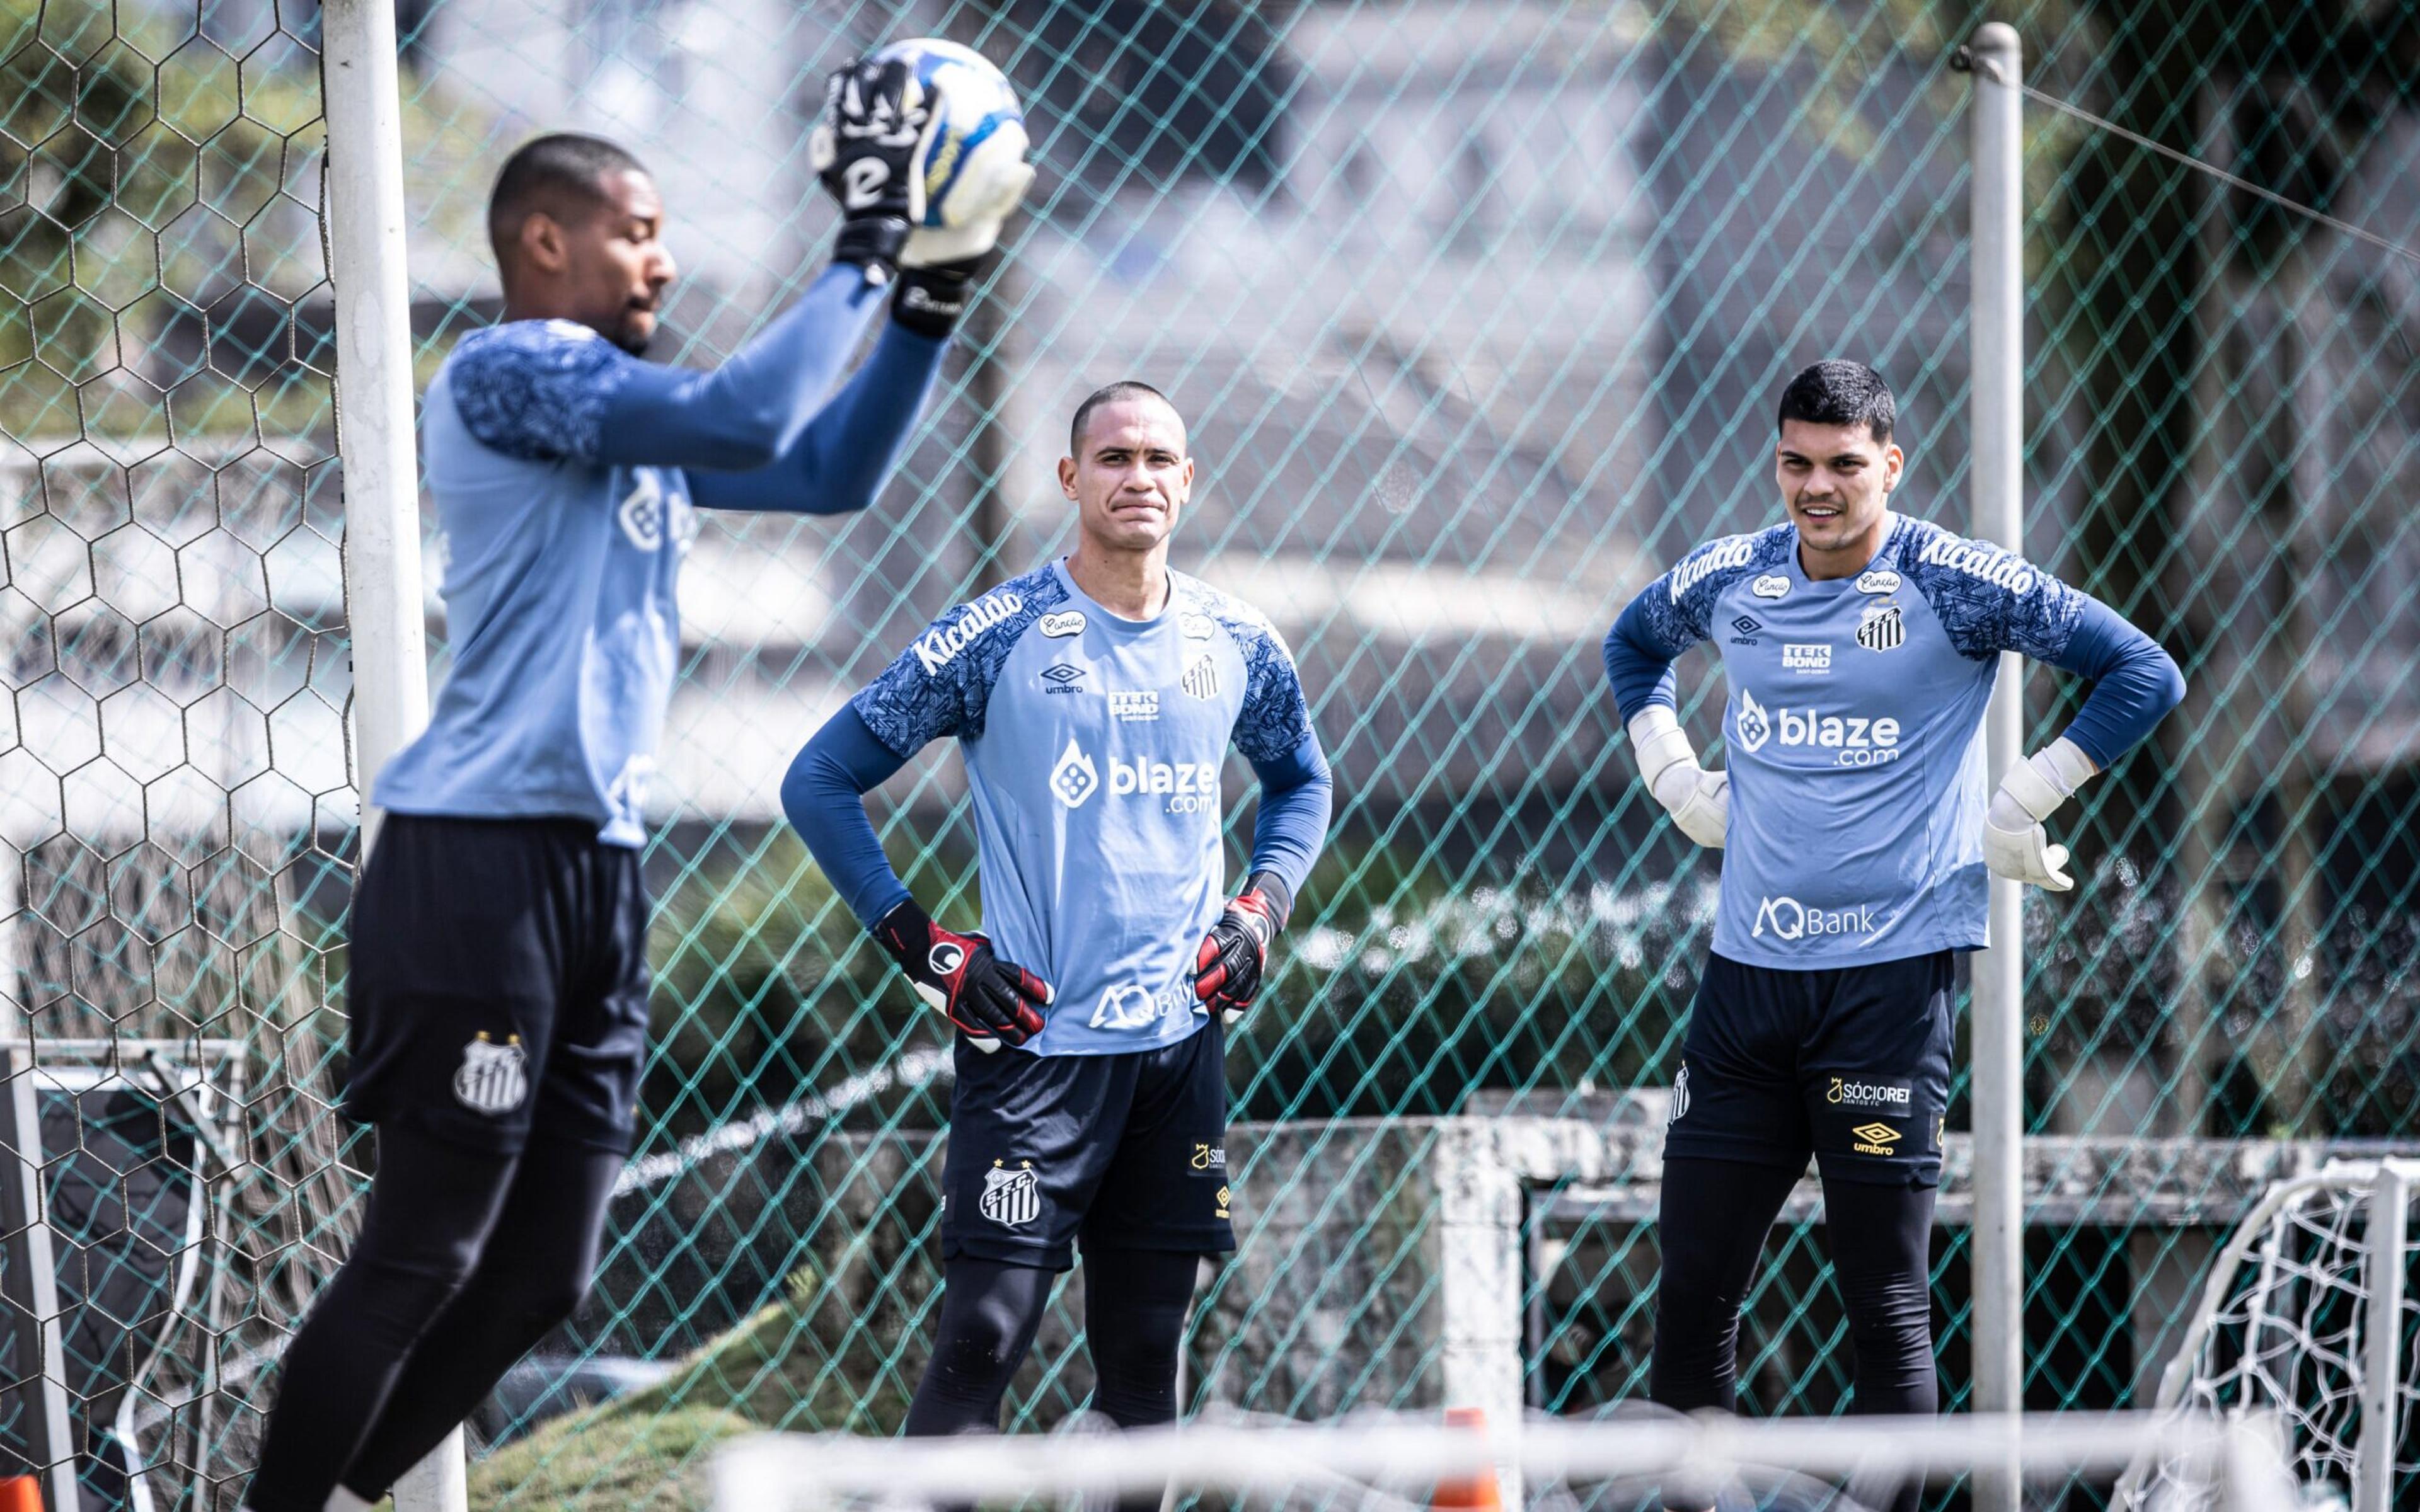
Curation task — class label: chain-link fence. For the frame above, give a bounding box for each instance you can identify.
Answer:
[2,0,2417,1507]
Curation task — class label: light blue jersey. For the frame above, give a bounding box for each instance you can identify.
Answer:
[376,321,694,846]
[851,561,1316,1056]
[373,266,945,845]
[1611,511,2152,969]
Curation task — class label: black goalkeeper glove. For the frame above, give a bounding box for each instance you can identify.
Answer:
[808,54,937,280]
[1191,874,1291,1028]
[873,899,1051,1052]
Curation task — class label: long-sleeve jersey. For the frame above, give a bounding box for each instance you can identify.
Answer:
[1603,510,2185,968]
[374,265,947,845]
[783,559,1335,1057]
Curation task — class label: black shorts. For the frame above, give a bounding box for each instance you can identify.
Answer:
[940,1019,1234,1271]
[1662,950,1955,1188]
[343,814,651,1156]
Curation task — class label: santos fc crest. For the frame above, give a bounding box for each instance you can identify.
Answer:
[453,1032,529,1116]
[980,1160,1040,1228]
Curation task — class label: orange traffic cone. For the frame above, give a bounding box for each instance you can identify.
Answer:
[1434,1406,1504,1511]
[0,1475,42,1512]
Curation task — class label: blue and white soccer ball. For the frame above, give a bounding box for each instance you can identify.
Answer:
[877,37,1034,261]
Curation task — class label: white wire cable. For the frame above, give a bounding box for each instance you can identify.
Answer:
[1954,45,2420,274]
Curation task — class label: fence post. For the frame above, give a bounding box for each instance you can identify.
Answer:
[322,0,446,1507]
[1966,23,2025,1512]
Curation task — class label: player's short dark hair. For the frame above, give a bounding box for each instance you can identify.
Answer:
[488,133,650,277]
[1777,360,1896,444]
[1069,381,1178,457]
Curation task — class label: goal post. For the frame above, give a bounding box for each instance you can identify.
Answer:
[2118,1159,2420,1512]
[0,1046,79,1512]
[322,0,443,1506]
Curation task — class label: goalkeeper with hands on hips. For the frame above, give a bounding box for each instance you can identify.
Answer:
[1603,361,2185,1512]
[240,52,1032,1512]
[784,381,1331,1504]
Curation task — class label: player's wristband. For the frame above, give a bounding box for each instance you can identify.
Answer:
[833,217,911,283]
[1243,870,1293,930]
[890,257,982,339]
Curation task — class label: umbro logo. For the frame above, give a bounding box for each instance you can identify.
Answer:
[1849,1121,1903,1156]
[1730,614,1761,646]
[1039,663,1085,695]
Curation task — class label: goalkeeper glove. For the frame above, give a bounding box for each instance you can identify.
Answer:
[809,54,938,279]
[899,103,1033,270]
[872,899,1051,1052]
[1192,876,1289,1028]
[1627,706,1728,849]
[1982,736,2097,891]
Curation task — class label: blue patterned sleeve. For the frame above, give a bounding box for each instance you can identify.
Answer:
[446,321,633,463]
[1901,525,2085,662]
[1225,616,1315,765]
[1604,597,1683,719]
[1603,532,1775,719]
[848,573,1062,757]
[1903,523,2184,770]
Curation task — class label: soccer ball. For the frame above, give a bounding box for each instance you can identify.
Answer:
[874,37,1032,242]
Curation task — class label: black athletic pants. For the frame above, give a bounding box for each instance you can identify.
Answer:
[1651,1155,1938,1512]
[242,1126,620,1512]
[906,1252,1202,1512]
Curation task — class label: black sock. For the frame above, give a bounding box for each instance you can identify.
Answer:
[904,1257,1057,1438]
[1648,1156,1802,1512]
[337,1137,622,1498]
[1648,1156,1802,1416]
[243,1126,519,1512]
[1826,1174,1940,1512]
[1082,1249,1202,1512]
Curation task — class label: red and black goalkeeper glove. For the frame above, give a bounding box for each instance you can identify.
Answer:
[873,900,1051,1052]
[1192,874,1291,1027]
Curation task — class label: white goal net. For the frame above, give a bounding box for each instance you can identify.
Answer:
[2120,1159,2420,1512]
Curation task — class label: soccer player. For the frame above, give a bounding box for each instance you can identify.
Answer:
[241,51,1030,1512]
[1601,361,2186,1512]
[783,382,1332,1501]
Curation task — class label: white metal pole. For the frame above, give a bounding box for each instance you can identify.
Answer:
[2355,1163,2409,1512]
[1967,23,2025,1512]
[321,2,449,1509]
[4,1049,81,1512]
[393,1426,473,1512]
[324,0,432,856]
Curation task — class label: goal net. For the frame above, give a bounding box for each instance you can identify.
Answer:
[2119,1159,2420,1512]
[712,1409,2298,1512]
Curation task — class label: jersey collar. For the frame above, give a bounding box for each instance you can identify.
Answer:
[1051,557,1178,635]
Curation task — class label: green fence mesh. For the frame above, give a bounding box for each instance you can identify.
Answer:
[1,0,2417,1507]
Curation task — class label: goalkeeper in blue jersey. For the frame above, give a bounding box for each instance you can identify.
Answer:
[1602,362,2185,1512]
[241,52,1032,1512]
[784,383,1332,1500]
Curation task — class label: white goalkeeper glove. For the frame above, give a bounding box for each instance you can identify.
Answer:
[900,103,1034,268]
[1983,736,2097,891]
[1627,706,1728,849]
